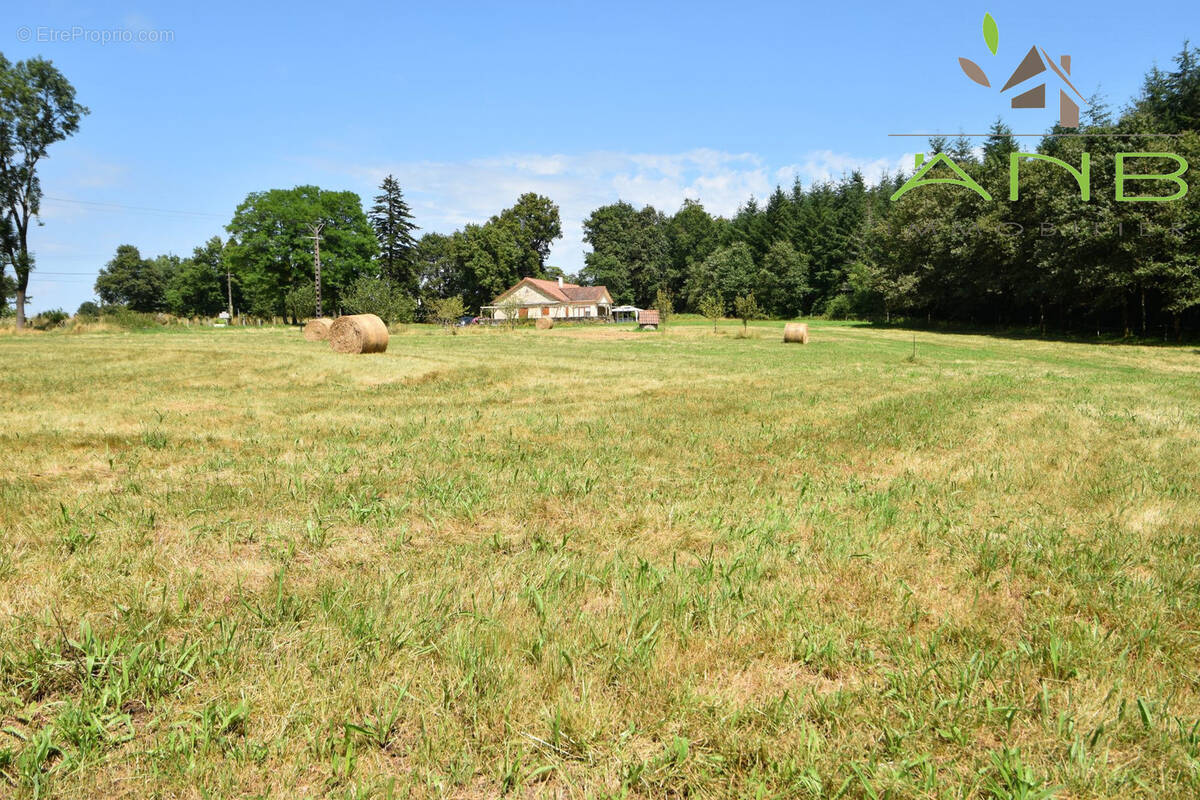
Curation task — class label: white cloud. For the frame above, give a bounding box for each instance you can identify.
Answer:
[328,147,911,274]
[775,150,918,188]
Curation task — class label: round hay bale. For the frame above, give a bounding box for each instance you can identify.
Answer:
[535,316,555,330]
[303,317,334,341]
[783,322,809,344]
[329,314,389,354]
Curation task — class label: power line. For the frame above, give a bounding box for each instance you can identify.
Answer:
[12,197,225,296]
[41,195,226,218]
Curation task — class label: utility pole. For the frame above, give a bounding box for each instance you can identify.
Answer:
[223,237,236,324]
[307,222,325,318]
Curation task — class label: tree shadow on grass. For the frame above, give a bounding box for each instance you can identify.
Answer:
[844,319,1197,349]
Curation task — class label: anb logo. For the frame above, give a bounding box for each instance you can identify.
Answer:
[889,13,1189,204]
[958,13,1085,128]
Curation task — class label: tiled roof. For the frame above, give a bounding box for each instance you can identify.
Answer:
[562,286,608,302]
[498,277,611,305]
[523,277,574,302]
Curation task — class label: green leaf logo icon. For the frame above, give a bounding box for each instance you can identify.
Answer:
[983,13,999,55]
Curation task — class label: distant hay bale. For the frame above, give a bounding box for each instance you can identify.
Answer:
[783,323,809,344]
[535,316,555,330]
[329,314,389,354]
[303,317,334,341]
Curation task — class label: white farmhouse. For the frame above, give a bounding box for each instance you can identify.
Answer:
[484,277,614,321]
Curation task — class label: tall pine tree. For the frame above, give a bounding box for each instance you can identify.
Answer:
[370,175,419,291]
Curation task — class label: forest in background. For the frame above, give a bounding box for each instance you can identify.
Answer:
[24,43,1200,338]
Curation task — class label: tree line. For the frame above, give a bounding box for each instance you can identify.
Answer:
[7,44,1200,337]
[413,42,1198,337]
[93,183,410,321]
[575,44,1200,337]
[864,62,1200,339]
[90,184,566,323]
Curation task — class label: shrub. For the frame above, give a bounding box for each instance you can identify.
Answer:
[494,297,521,330]
[823,294,854,320]
[284,284,318,321]
[653,288,674,328]
[340,276,416,324]
[76,301,101,319]
[101,306,158,330]
[698,293,725,333]
[31,308,69,330]
[733,293,762,332]
[429,296,466,331]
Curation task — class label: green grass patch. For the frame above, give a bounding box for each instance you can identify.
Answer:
[1,321,1198,797]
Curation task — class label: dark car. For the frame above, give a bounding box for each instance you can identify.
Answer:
[455,315,480,326]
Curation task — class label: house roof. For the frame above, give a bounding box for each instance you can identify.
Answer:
[495,277,612,305]
[523,277,574,302]
[563,286,609,302]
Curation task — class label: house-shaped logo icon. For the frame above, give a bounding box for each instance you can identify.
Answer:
[958,14,1086,128]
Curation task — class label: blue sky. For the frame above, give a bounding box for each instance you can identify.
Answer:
[8,0,1196,313]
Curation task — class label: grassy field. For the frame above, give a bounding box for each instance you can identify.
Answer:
[1,319,1199,799]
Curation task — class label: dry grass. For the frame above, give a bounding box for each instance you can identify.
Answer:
[1,318,1198,798]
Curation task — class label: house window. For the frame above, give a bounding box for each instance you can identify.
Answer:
[542,307,549,316]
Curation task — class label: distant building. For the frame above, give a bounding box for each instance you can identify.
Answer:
[484,277,614,321]
[611,305,642,323]
[637,309,660,330]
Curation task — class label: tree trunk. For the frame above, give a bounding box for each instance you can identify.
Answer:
[15,287,26,330]
[1121,295,1130,339]
[1140,289,1147,336]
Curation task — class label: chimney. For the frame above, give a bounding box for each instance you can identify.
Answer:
[557,276,564,288]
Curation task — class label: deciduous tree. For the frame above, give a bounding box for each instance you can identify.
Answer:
[226,186,377,319]
[698,293,725,333]
[94,245,170,312]
[733,293,762,332]
[430,295,465,330]
[0,55,88,328]
[653,288,674,328]
[166,237,228,317]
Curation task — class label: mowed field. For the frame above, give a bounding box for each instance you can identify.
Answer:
[1,320,1199,799]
